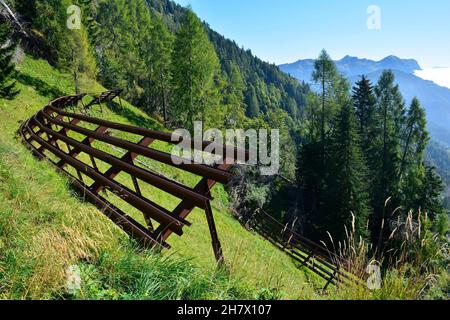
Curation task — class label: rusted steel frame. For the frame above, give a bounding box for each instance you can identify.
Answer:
[205,200,224,265]
[55,94,86,109]
[155,164,231,242]
[46,104,249,162]
[91,137,154,193]
[56,126,109,168]
[18,121,168,249]
[253,223,336,283]
[255,217,347,282]
[260,216,362,286]
[24,120,185,236]
[92,136,159,231]
[37,112,83,152]
[42,108,233,184]
[255,222,351,287]
[254,216,363,287]
[154,164,230,267]
[253,219,342,282]
[34,113,211,210]
[256,211,362,287]
[86,90,122,108]
[258,215,332,265]
[259,210,334,260]
[97,89,122,103]
[32,114,193,229]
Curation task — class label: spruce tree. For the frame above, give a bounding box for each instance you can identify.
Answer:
[0,20,19,99]
[399,98,429,212]
[147,15,173,123]
[311,49,339,167]
[399,97,429,177]
[324,102,370,240]
[352,75,376,145]
[245,85,259,118]
[170,9,220,131]
[371,70,405,249]
[223,63,246,127]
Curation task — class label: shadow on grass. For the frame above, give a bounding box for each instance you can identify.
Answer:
[105,100,165,131]
[16,73,66,99]
[16,72,165,132]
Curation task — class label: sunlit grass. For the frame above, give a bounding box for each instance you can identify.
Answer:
[0,55,319,299]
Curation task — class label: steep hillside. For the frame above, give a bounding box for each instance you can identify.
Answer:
[0,55,322,299]
[147,0,309,118]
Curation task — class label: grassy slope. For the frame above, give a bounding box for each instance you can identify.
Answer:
[0,55,322,299]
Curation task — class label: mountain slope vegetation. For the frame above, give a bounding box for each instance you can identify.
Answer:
[280,55,450,147]
[1,0,448,300]
[0,54,323,299]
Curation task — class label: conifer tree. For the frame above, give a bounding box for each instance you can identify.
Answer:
[399,98,429,212]
[311,50,339,167]
[352,75,376,145]
[399,97,429,177]
[324,102,370,240]
[0,20,19,99]
[147,15,173,123]
[170,9,220,131]
[223,63,246,127]
[371,70,405,248]
[245,85,259,118]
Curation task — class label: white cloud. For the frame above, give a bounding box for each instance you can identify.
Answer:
[415,67,450,89]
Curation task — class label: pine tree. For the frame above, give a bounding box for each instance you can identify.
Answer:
[352,75,376,145]
[0,20,19,99]
[223,63,246,127]
[147,15,173,123]
[323,102,370,240]
[170,9,220,131]
[398,98,429,212]
[245,85,259,118]
[371,70,405,249]
[399,97,429,177]
[297,51,343,241]
[311,49,339,167]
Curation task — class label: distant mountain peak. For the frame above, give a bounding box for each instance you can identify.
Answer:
[281,55,422,79]
[279,55,450,147]
[378,55,421,71]
[339,55,359,62]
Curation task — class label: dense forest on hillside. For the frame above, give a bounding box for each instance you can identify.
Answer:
[3,0,448,285]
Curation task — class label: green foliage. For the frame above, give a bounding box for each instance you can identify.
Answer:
[352,75,376,148]
[245,85,259,118]
[170,9,220,131]
[298,53,445,251]
[0,55,316,299]
[70,250,254,300]
[0,20,19,99]
[323,102,370,240]
[148,0,310,121]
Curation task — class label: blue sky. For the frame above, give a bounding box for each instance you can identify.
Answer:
[172,0,450,68]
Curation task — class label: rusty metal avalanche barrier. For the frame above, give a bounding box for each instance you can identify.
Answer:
[18,94,247,265]
[19,94,363,288]
[250,209,366,289]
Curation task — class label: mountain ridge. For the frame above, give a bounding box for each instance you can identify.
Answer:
[279,55,450,147]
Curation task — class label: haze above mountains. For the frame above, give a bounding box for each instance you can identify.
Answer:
[279,56,450,147]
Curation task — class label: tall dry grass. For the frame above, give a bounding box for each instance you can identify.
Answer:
[321,201,449,300]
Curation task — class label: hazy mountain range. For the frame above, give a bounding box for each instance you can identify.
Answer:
[279,56,450,147]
